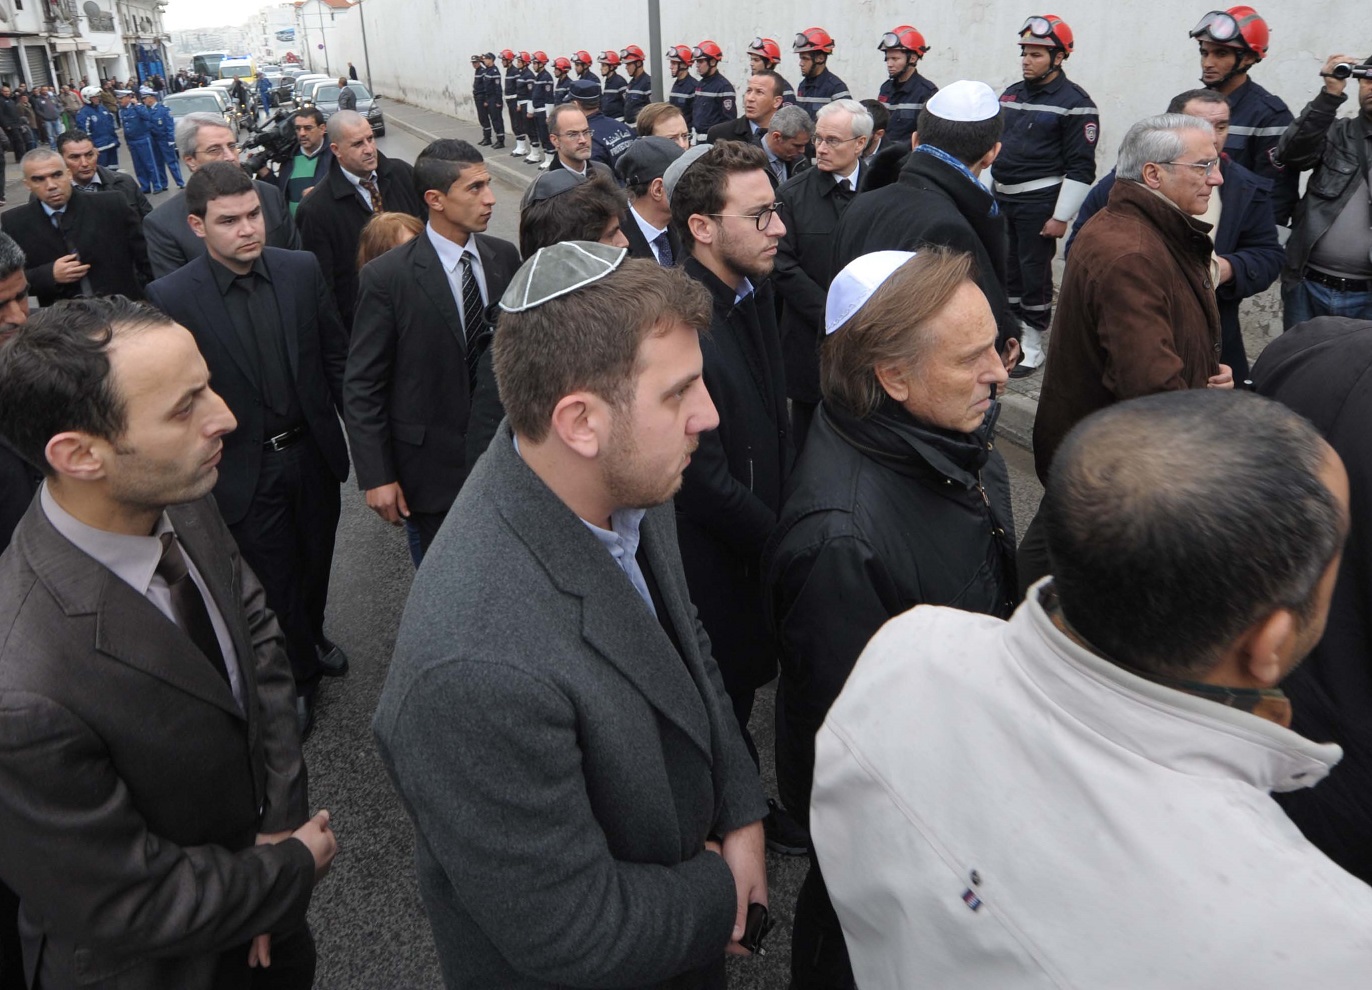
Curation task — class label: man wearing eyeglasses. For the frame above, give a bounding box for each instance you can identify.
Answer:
[143,112,300,280]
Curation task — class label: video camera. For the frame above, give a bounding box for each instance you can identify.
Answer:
[240,108,300,176]
[1329,62,1371,80]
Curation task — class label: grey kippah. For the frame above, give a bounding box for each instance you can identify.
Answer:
[663,144,712,204]
[499,240,628,313]
[519,168,586,211]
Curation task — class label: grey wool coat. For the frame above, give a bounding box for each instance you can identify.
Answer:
[374,422,767,989]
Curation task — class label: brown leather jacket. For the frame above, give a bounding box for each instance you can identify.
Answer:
[1034,178,1221,481]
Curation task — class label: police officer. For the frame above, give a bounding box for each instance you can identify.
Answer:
[552,56,574,107]
[472,54,494,146]
[621,45,652,124]
[877,25,938,149]
[747,37,796,105]
[75,84,119,168]
[526,51,555,167]
[571,50,595,82]
[116,88,157,195]
[256,73,274,116]
[569,78,636,170]
[481,53,506,149]
[793,27,850,120]
[513,51,538,158]
[1189,5,1297,224]
[142,87,183,191]
[994,14,1098,378]
[598,50,629,120]
[501,49,527,156]
[666,45,697,134]
[690,41,737,138]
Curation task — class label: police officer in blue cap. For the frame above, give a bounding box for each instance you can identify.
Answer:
[481,53,505,149]
[472,54,494,146]
[142,87,183,190]
[116,88,157,194]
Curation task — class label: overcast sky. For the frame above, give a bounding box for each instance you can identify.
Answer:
[163,0,273,31]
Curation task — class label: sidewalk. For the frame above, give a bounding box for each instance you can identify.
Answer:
[382,97,1043,451]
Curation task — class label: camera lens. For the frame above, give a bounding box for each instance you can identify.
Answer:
[1331,63,1353,79]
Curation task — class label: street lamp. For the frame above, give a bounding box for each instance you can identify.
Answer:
[352,0,372,94]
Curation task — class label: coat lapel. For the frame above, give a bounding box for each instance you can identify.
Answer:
[412,233,465,348]
[265,255,300,379]
[185,256,262,390]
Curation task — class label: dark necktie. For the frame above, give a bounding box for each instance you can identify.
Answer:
[51,209,93,297]
[459,253,487,387]
[358,174,383,214]
[234,274,292,415]
[771,158,786,183]
[652,231,674,267]
[156,532,231,686]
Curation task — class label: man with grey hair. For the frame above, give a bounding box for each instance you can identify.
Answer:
[774,98,870,445]
[1021,113,1234,591]
[295,109,423,331]
[762,104,814,187]
[142,112,299,278]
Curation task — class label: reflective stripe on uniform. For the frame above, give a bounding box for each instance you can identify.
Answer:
[695,90,735,99]
[796,91,851,104]
[1228,124,1288,137]
[1001,102,1096,116]
[995,176,1063,195]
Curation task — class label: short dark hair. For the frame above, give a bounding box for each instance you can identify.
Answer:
[750,70,784,101]
[294,106,326,127]
[860,98,890,134]
[1166,88,1228,114]
[1045,391,1346,679]
[185,161,256,217]
[493,258,711,442]
[518,172,627,257]
[0,297,171,476]
[413,137,484,198]
[915,108,1003,166]
[669,140,770,252]
[55,129,93,153]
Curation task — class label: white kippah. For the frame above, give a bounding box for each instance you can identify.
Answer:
[499,241,627,313]
[925,80,1001,123]
[824,251,918,335]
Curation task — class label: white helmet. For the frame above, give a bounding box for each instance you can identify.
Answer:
[80,85,101,102]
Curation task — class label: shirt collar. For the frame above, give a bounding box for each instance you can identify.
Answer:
[207,254,271,296]
[734,277,755,304]
[341,166,377,191]
[629,204,666,242]
[831,161,859,190]
[581,507,649,566]
[40,482,174,599]
[425,222,479,274]
[78,171,104,188]
[40,201,66,219]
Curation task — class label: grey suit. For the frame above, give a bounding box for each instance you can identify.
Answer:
[0,495,316,989]
[142,179,301,279]
[373,422,767,988]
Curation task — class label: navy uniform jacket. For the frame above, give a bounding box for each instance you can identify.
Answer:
[795,68,850,120]
[531,69,554,115]
[692,73,736,133]
[670,76,696,129]
[119,102,153,141]
[472,66,486,99]
[1224,76,1297,226]
[554,75,573,105]
[75,104,119,150]
[147,103,176,144]
[482,65,503,98]
[516,66,536,116]
[503,65,519,99]
[625,72,651,123]
[589,112,636,170]
[879,72,938,149]
[994,71,1098,188]
[775,73,797,107]
[602,71,628,119]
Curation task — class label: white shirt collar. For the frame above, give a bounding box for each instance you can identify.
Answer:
[426,222,480,274]
[40,483,173,597]
[629,204,666,243]
[735,277,755,304]
[833,161,859,189]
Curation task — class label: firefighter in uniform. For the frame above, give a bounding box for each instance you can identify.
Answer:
[501,49,526,156]
[1189,5,1297,225]
[571,50,595,82]
[747,37,796,105]
[690,41,737,139]
[621,45,652,124]
[481,53,506,149]
[793,27,850,121]
[877,26,938,150]
[569,78,636,170]
[667,45,697,135]
[513,51,537,158]
[472,55,494,146]
[526,52,555,167]
[143,88,182,191]
[116,88,157,195]
[993,14,1098,378]
[598,50,629,120]
[76,85,119,168]
[552,56,574,107]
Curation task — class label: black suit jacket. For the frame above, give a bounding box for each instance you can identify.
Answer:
[345,230,520,514]
[295,154,425,331]
[1,193,150,307]
[620,206,681,266]
[706,116,764,145]
[146,248,350,525]
[143,180,299,281]
[0,495,315,989]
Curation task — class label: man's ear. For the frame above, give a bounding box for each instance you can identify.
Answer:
[976,141,1002,171]
[1140,161,1165,190]
[45,431,106,482]
[1236,608,1297,689]
[187,213,207,240]
[650,176,667,204]
[687,213,715,247]
[548,391,609,459]
[873,362,909,403]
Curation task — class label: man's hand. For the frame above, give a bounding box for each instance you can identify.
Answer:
[292,809,338,881]
[718,821,767,956]
[365,482,409,525]
[1000,337,1021,373]
[247,828,296,967]
[302,185,315,198]
[51,253,91,284]
[1215,256,1234,285]
[1320,54,1360,96]
[1207,363,1235,389]
[1040,218,1068,239]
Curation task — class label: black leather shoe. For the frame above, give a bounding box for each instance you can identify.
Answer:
[763,798,810,856]
[478,135,492,146]
[492,138,505,150]
[296,693,316,741]
[316,640,349,677]
[1009,363,1039,380]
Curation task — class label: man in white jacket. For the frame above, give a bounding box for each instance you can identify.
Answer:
[812,389,1372,989]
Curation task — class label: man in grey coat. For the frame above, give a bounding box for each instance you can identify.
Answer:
[373,242,769,988]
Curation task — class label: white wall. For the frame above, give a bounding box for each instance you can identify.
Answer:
[330,0,1358,170]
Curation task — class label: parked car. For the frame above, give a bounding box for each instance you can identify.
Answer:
[310,82,385,134]
[294,77,331,106]
[164,88,243,140]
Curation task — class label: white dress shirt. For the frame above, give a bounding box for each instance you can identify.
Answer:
[426,222,487,330]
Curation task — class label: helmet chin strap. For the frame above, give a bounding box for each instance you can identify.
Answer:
[1022,49,1064,86]
[1201,46,1254,91]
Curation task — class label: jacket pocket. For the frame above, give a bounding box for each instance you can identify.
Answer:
[1307,146,1359,200]
[391,420,425,446]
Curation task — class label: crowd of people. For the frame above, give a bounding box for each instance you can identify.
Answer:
[0,3,1370,988]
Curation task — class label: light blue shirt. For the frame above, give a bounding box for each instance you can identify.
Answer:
[426,222,486,330]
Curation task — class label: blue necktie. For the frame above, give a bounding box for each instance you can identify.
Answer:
[652,232,673,268]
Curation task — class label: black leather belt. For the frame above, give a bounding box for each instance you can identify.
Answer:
[263,426,306,451]
[1304,267,1372,293]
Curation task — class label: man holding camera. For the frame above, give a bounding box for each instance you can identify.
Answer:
[1276,54,1372,328]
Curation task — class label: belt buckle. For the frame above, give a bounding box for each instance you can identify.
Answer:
[264,427,300,452]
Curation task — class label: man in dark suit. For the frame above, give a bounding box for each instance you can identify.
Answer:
[616,135,683,266]
[344,138,518,556]
[295,109,424,332]
[0,297,337,990]
[2,147,150,307]
[373,242,768,987]
[56,128,152,217]
[707,70,785,145]
[758,104,814,190]
[146,163,351,738]
[143,112,300,279]
[272,107,333,217]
